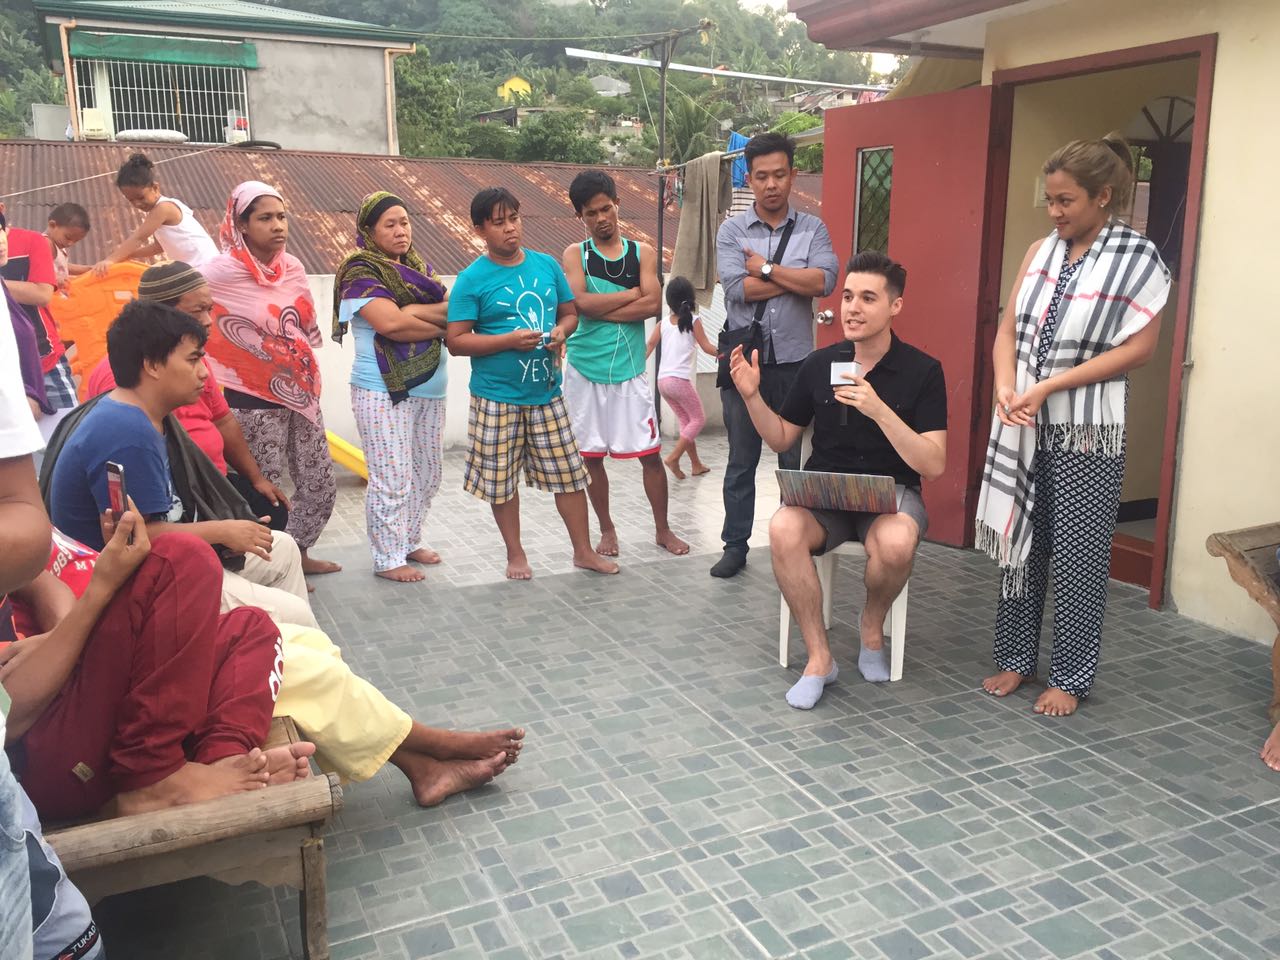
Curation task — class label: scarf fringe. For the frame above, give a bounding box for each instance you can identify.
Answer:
[975,522,1029,599]
[1038,422,1126,458]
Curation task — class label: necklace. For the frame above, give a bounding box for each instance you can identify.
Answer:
[593,240,629,281]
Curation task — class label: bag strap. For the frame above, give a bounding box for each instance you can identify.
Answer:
[751,216,797,325]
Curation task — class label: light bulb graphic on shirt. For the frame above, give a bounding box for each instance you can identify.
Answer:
[495,275,555,335]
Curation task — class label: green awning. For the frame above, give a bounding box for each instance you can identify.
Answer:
[69,32,258,69]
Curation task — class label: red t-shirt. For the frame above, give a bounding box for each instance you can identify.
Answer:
[0,227,63,373]
[10,529,98,638]
[86,356,232,474]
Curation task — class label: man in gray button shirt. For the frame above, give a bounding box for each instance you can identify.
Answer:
[711,132,839,578]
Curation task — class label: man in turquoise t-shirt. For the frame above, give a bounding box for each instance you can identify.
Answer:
[561,171,689,559]
[447,187,619,581]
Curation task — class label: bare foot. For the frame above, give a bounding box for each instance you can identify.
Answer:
[301,554,342,575]
[663,455,686,480]
[377,564,426,583]
[263,742,316,785]
[574,551,620,575]
[1033,687,1079,717]
[115,753,268,815]
[596,529,619,557]
[982,670,1030,697]
[392,750,510,807]
[506,553,533,580]
[1260,721,1280,772]
[412,726,525,763]
[407,548,441,565]
[307,583,315,593]
[656,529,690,556]
[690,463,711,476]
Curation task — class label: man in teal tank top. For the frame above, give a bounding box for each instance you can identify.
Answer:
[561,171,689,557]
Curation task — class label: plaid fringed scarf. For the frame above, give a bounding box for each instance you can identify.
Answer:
[975,221,1170,597]
[332,191,447,404]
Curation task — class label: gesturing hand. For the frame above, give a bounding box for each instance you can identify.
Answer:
[252,476,291,510]
[508,329,544,352]
[729,345,762,399]
[545,325,567,363]
[833,374,888,422]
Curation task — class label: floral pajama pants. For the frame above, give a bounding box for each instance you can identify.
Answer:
[351,387,445,572]
[232,407,338,551]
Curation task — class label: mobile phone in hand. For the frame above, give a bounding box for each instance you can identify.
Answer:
[105,461,134,545]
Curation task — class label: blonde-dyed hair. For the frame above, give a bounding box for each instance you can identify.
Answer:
[1043,133,1135,211]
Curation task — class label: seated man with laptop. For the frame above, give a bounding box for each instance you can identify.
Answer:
[728,251,947,709]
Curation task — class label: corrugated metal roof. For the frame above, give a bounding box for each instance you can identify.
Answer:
[0,141,823,277]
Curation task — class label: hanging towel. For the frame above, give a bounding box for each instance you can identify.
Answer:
[670,151,731,308]
[727,131,749,187]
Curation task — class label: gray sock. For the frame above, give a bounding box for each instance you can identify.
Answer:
[858,646,890,683]
[786,663,838,709]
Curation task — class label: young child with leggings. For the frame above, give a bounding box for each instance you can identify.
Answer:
[647,276,717,479]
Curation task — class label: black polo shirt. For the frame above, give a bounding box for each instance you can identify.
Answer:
[778,334,947,487]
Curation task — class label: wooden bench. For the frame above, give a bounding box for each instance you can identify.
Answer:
[44,717,343,959]
[1205,523,1280,726]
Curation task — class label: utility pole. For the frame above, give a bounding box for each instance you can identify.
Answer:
[619,20,713,427]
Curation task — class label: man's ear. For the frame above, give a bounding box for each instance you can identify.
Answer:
[890,296,904,318]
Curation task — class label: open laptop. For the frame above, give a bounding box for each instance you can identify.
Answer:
[775,469,899,514]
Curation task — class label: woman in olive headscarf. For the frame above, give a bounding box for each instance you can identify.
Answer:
[333,192,449,583]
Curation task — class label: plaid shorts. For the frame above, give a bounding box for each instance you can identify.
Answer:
[43,356,78,411]
[463,394,589,504]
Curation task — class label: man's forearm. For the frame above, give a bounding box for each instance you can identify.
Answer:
[446,330,513,357]
[148,518,227,545]
[2,581,115,740]
[743,391,792,452]
[743,277,786,303]
[769,266,827,298]
[601,293,662,323]
[576,289,638,316]
[877,412,946,482]
[3,279,53,307]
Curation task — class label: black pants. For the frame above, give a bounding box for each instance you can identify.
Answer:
[228,471,290,533]
[719,361,802,553]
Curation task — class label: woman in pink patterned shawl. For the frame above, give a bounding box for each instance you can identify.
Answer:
[202,180,340,575]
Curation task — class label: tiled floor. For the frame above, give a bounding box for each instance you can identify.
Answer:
[91,433,1279,959]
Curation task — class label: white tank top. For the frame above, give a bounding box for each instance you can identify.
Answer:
[153,196,218,267]
[657,316,696,381]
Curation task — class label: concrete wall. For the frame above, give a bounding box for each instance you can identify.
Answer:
[985,0,1280,642]
[247,39,390,154]
[997,60,1198,504]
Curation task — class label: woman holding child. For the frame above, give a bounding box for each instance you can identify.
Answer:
[976,135,1171,717]
[333,192,449,584]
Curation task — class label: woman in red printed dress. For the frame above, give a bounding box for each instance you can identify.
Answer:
[201,181,340,576]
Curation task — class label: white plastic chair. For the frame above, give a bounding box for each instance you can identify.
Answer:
[776,538,910,682]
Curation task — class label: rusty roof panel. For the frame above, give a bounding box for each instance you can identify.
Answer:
[0,141,823,276]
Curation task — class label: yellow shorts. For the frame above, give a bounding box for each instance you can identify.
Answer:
[463,394,589,504]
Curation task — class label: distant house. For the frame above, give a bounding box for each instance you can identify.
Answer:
[32,0,418,154]
[496,75,532,102]
[589,75,631,98]
[473,105,578,129]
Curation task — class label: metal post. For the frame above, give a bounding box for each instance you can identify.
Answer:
[652,35,675,428]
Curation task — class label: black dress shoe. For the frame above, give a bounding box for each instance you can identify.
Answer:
[710,548,747,578]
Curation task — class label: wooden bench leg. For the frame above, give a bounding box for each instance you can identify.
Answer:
[1271,633,1280,727]
[300,837,329,960]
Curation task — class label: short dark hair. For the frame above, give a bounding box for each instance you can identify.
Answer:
[846,250,907,299]
[568,170,617,215]
[49,202,90,231]
[470,187,521,227]
[116,152,157,189]
[107,300,207,389]
[744,132,795,172]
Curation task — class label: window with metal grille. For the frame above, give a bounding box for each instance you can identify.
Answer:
[74,59,250,144]
[854,147,893,255]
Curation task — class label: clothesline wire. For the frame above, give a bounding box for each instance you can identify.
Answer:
[0,141,244,200]
[422,30,674,41]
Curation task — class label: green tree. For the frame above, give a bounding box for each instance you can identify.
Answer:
[462,120,516,160]
[514,110,605,163]
[395,50,461,156]
[772,110,822,172]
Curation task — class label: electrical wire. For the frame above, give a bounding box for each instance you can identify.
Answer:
[0,141,245,199]
[421,30,674,41]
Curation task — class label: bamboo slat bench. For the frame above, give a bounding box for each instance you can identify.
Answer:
[1205,523,1280,727]
[43,717,343,960]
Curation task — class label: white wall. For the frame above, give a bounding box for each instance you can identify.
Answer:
[312,274,727,451]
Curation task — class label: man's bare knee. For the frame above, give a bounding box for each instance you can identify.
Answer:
[865,517,918,573]
[770,506,823,555]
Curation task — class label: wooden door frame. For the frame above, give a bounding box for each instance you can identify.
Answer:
[986,33,1217,609]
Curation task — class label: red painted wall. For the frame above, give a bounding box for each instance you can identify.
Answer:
[819,86,995,547]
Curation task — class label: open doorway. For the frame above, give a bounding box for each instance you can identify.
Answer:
[993,57,1200,591]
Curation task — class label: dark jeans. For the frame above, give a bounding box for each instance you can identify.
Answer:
[720,361,802,553]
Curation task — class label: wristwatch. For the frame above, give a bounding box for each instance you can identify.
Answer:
[761,260,775,280]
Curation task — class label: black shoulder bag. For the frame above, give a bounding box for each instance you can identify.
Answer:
[716,217,797,390]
